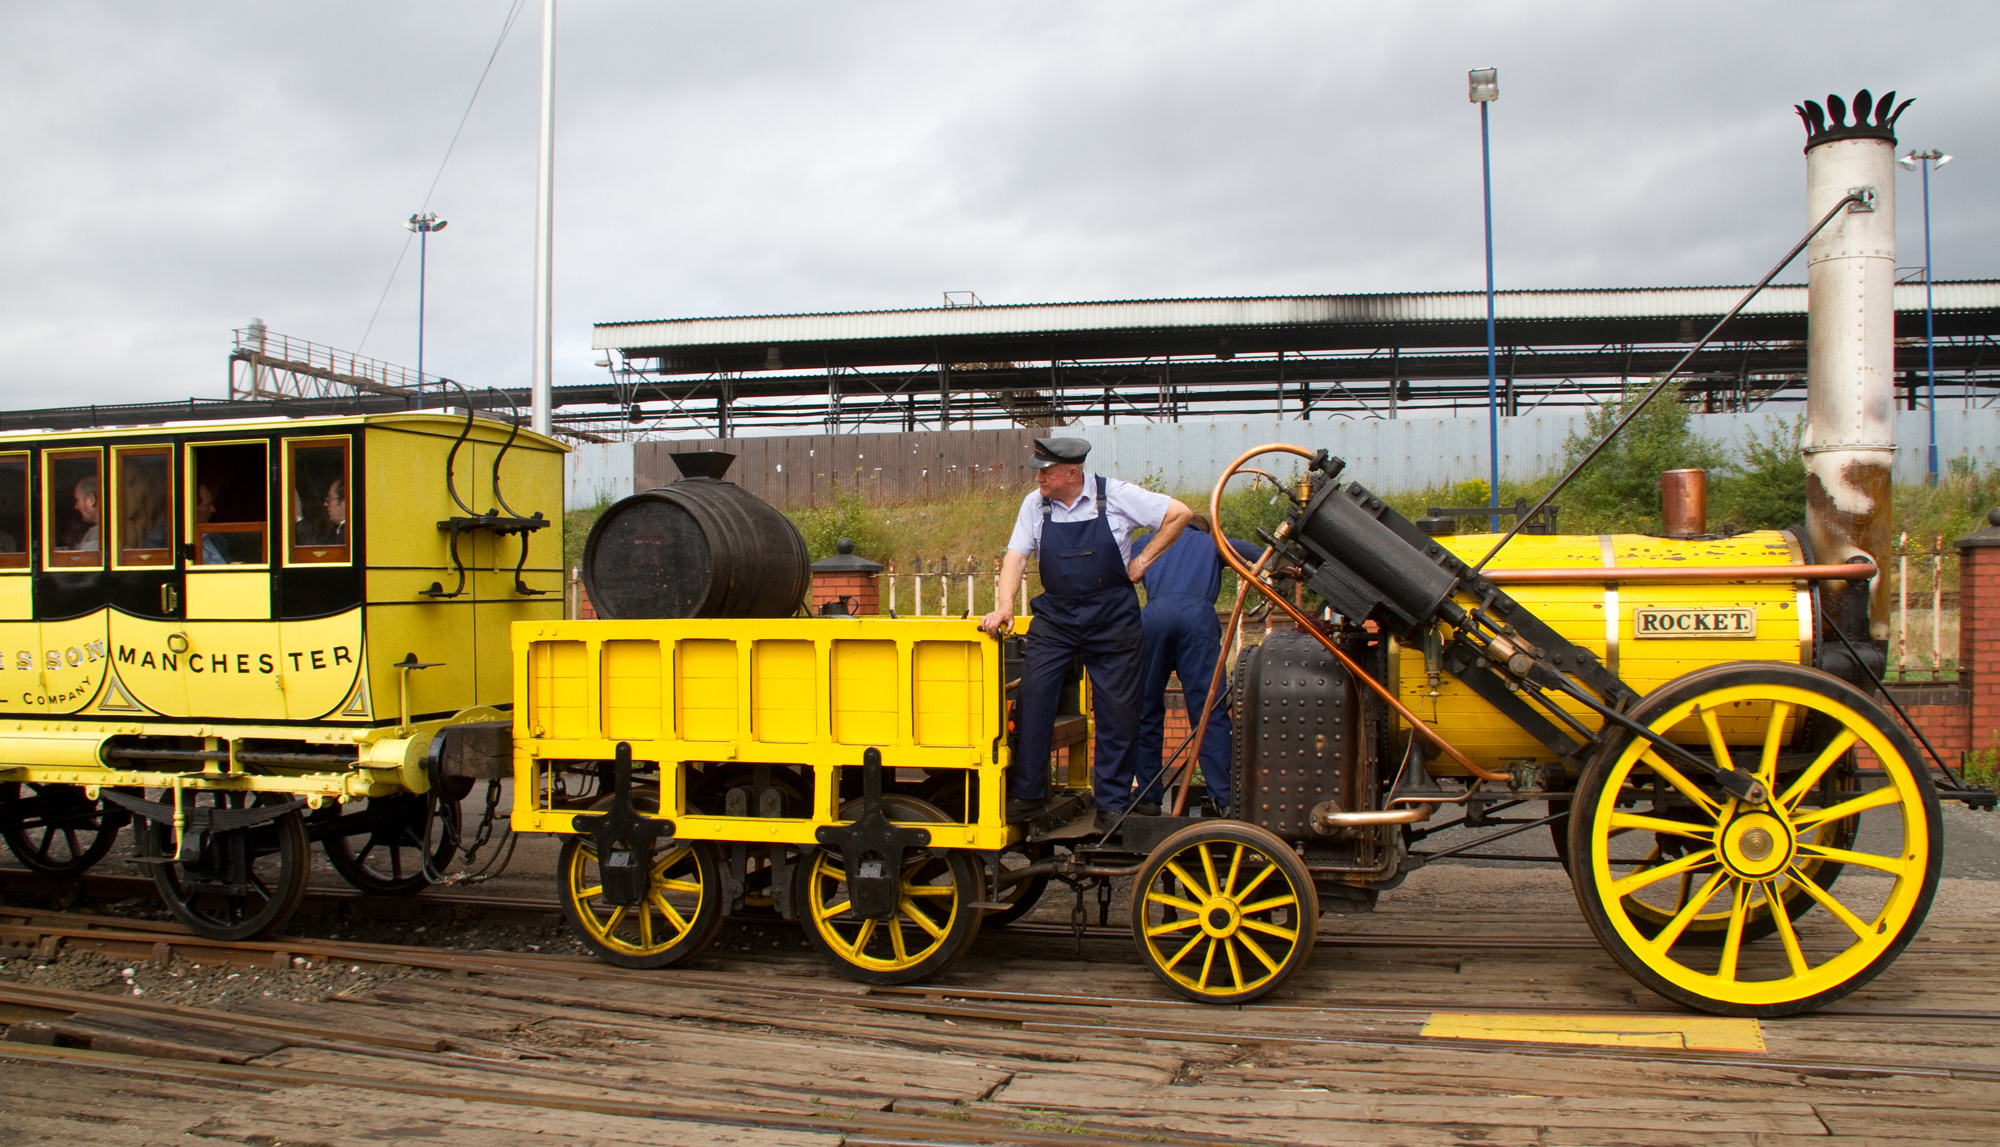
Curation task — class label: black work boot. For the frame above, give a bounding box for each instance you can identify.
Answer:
[1005,796,1047,823]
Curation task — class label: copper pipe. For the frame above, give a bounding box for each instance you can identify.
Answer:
[1480,561,1876,584]
[1168,546,1272,815]
[1208,445,1506,782]
[1312,803,1435,830]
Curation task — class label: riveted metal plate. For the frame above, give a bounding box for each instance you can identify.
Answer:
[1232,630,1360,842]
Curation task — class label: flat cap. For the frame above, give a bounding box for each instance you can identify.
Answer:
[1030,437,1091,469]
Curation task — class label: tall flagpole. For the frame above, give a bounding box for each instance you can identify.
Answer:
[531,0,556,435]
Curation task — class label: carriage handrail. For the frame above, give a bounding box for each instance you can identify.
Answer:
[1481,561,1876,584]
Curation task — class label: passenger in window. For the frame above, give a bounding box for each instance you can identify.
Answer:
[72,475,100,551]
[295,477,347,547]
[121,464,169,550]
[195,482,260,564]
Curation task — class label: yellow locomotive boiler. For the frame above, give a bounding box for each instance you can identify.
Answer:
[0,409,563,938]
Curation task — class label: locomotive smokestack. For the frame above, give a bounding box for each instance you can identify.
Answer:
[1798,88,1910,641]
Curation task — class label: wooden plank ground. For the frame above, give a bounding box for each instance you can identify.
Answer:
[4,868,1998,1145]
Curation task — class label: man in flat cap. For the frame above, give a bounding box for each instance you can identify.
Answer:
[980,437,1192,828]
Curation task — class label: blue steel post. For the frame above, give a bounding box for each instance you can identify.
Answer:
[1481,100,1499,530]
[417,225,428,394]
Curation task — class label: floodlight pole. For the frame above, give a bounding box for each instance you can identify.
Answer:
[531,0,556,435]
[1471,68,1500,530]
[407,212,445,400]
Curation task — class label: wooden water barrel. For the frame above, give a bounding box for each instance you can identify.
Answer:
[581,452,809,619]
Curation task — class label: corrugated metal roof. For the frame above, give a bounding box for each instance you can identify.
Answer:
[594,280,2000,351]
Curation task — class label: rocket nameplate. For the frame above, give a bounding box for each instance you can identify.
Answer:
[1631,607,1757,639]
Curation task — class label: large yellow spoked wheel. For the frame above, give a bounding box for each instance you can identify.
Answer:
[1132,821,1319,1005]
[1570,662,1941,1017]
[557,799,725,970]
[796,795,983,985]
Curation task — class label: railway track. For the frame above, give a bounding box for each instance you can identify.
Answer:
[11,866,1998,958]
[5,903,1999,1086]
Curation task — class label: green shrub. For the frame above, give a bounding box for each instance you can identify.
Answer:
[1556,381,1729,533]
[1712,415,1807,532]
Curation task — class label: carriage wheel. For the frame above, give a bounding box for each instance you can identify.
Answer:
[985,840,1051,927]
[1570,663,1940,1017]
[320,793,461,896]
[147,793,311,942]
[1132,821,1319,1004]
[558,833,725,969]
[796,795,983,985]
[1,782,122,878]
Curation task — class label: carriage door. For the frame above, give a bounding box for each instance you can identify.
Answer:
[0,454,30,693]
[179,439,282,720]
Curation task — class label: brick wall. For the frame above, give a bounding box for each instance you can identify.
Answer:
[812,572,881,616]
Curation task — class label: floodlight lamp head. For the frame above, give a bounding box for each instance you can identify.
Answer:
[433,219,447,232]
[1898,154,1918,170]
[1936,153,1953,168]
[1468,68,1498,102]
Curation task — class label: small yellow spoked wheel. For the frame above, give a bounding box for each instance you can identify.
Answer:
[796,795,983,985]
[1571,663,1941,1017]
[1132,821,1319,1004]
[557,829,725,970]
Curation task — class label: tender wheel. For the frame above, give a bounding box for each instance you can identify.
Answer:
[0,782,123,878]
[559,834,725,969]
[985,840,1050,927]
[318,793,461,896]
[797,795,983,985]
[1132,821,1319,1004]
[1570,663,1941,1017]
[147,793,311,942]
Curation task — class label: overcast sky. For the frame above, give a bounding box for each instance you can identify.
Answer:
[1,0,1993,410]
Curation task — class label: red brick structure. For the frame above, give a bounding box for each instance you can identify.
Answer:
[810,538,884,616]
[1933,509,2000,762]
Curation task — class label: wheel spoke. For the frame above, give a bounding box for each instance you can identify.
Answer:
[1643,869,1730,954]
[639,902,655,948]
[1165,860,1210,899]
[62,828,81,861]
[1166,929,1206,970]
[1197,844,1221,901]
[660,876,703,893]
[1237,933,1282,974]
[652,845,690,877]
[1795,842,1908,875]
[1610,848,1718,899]
[1791,786,1900,831]
[1778,728,1860,811]
[1237,892,1298,916]
[651,890,690,933]
[1698,706,1735,779]
[1607,811,1716,842]
[1233,861,1280,903]
[1757,702,1792,788]
[1221,844,1244,898]
[899,897,947,940]
[1788,865,1875,941]
[578,882,605,900]
[1238,917,1298,943]
[1146,890,1204,915]
[1716,880,1752,982]
[1768,879,1810,977]
[1224,933,1245,990]
[1636,750,1723,819]
[602,905,628,934]
[1145,914,1201,938]
[903,883,957,897]
[849,917,877,956]
[888,917,910,962]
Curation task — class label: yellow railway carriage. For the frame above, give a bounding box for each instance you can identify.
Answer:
[0,409,564,938]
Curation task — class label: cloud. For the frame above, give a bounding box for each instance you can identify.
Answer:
[1,0,1994,408]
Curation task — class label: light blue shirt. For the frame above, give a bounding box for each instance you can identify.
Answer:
[1005,473,1173,564]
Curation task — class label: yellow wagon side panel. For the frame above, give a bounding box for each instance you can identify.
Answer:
[530,638,590,739]
[913,640,982,748]
[677,639,738,743]
[832,639,899,745]
[601,639,662,741]
[753,639,816,743]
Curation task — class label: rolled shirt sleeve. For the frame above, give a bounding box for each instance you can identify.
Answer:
[1102,479,1173,562]
[1006,490,1042,558]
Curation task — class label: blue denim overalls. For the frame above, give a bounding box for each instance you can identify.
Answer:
[1011,476,1146,814]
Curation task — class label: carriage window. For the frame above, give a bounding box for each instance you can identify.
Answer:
[190,442,268,566]
[114,447,173,567]
[288,438,349,564]
[46,450,102,568]
[0,454,26,569]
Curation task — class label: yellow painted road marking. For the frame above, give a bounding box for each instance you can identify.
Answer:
[1422,1012,1765,1052]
